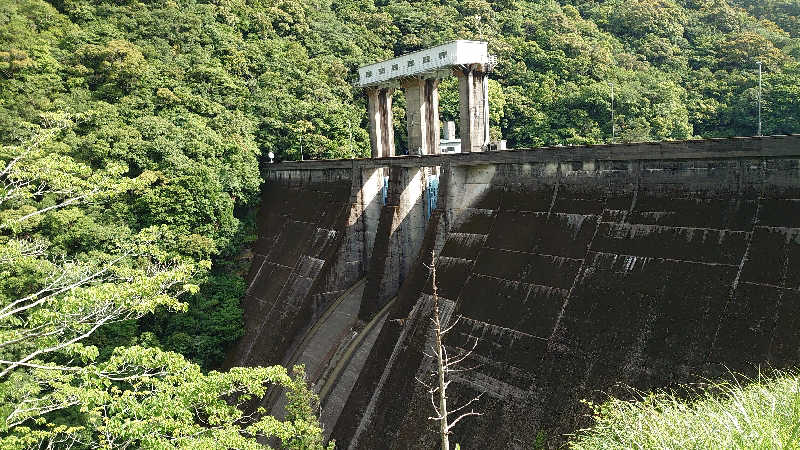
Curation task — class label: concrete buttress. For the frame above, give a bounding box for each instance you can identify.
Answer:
[360,166,430,319]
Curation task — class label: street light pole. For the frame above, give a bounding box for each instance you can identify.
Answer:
[348,119,353,157]
[608,82,615,142]
[757,61,762,136]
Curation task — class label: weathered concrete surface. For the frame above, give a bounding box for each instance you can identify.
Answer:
[297,280,365,385]
[456,66,489,153]
[319,293,393,440]
[224,168,353,370]
[326,136,800,448]
[268,279,365,421]
[333,169,452,448]
[278,135,800,170]
[225,165,383,371]
[313,167,384,312]
[231,135,800,449]
[403,78,441,155]
[367,88,395,158]
[360,166,433,319]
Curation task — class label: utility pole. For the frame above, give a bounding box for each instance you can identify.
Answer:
[757,61,762,136]
[608,82,615,142]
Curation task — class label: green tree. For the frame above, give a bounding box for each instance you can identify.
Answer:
[0,120,331,449]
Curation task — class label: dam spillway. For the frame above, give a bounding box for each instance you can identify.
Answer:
[228,135,800,448]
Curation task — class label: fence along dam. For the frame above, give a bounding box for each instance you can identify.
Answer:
[224,134,800,448]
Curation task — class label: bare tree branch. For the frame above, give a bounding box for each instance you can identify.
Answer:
[0,252,126,320]
[417,250,483,450]
[447,410,483,432]
[440,314,463,336]
[10,189,98,225]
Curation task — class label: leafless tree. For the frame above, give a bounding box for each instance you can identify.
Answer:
[417,251,482,450]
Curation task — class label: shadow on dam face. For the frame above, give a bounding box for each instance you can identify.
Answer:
[224,163,443,432]
[224,167,384,370]
[228,136,800,449]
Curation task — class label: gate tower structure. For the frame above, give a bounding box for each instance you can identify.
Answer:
[357,41,495,156]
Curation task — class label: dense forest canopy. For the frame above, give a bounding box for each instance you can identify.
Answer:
[0,0,798,447]
[3,0,799,162]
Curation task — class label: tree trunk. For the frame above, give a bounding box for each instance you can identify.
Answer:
[432,259,450,450]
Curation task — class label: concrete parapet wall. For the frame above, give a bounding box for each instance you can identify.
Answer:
[271,135,800,170]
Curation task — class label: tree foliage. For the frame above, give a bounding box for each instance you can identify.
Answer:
[0,121,330,448]
[1,348,330,449]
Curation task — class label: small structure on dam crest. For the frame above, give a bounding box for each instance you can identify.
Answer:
[357,40,495,157]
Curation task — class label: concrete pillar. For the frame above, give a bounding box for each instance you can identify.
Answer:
[403,78,440,155]
[367,87,395,158]
[456,65,490,153]
[425,79,441,155]
[367,89,381,158]
[380,88,395,157]
[444,121,456,140]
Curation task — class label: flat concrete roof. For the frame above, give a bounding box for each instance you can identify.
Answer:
[357,40,488,88]
[269,135,800,171]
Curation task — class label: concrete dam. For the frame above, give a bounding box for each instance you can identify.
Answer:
[226,135,800,448]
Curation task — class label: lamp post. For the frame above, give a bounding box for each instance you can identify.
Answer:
[348,119,353,157]
[608,82,615,142]
[756,61,762,136]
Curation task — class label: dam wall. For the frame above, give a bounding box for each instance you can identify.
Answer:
[225,167,383,368]
[229,135,800,447]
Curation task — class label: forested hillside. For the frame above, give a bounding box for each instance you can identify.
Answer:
[4,0,800,160]
[1,0,799,447]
